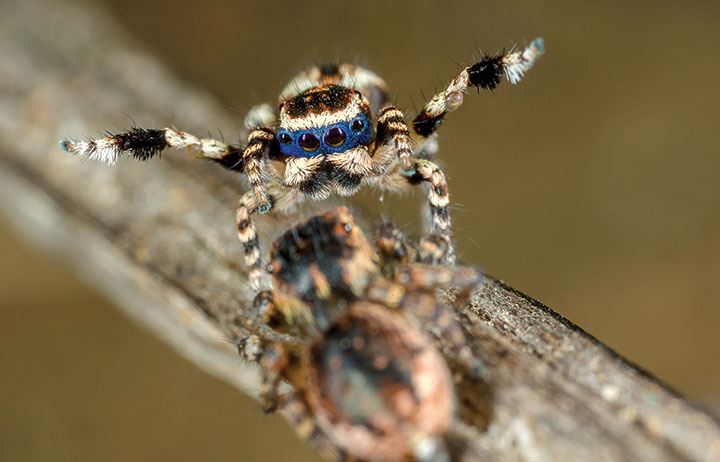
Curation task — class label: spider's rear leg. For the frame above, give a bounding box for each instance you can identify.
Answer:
[417,234,453,266]
[237,333,286,412]
[374,220,453,269]
[374,221,415,278]
[280,393,367,462]
[61,127,245,168]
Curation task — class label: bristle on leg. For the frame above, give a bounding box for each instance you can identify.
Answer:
[502,37,545,85]
[412,37,545,138]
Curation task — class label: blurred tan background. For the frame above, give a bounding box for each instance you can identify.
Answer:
[1,0,719,460]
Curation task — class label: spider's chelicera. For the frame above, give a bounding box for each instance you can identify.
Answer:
[61,38,544,289]
[238,206,484,462]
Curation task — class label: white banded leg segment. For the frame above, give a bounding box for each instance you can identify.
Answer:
[236,190,270,290]
[242,128,277,214]
[502,37,545,84]
[279,393,355,462]
[412,37,544,139]
[60,127,239,166]
[376,106,415,174]
[407,159,455,265]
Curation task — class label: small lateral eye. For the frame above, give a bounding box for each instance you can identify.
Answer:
[299,133,320,151]
[351,118,364,132]
[278,133,292,144]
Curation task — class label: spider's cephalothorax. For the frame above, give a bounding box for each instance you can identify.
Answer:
[239,207,484,462]
[61,39,544,289]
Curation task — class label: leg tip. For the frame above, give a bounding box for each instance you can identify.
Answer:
[401,168,417,176]
[59,139,73,152]
[257,203,271,214]
[532,37,545,55]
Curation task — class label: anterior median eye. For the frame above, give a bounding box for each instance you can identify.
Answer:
[299,133,320,151]
[324,127,346,147]
[278,133,292,144]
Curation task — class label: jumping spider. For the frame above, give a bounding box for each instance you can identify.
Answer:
[238,207,483,462]
[61,39,544,289]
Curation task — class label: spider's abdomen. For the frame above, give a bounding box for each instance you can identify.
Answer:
[304,302,455,462]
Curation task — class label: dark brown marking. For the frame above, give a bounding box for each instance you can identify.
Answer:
[412,111,445,137]
[112,127,167,161]
[283,85,356,118]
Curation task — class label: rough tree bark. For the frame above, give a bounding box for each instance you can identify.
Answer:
[0,1,718,461]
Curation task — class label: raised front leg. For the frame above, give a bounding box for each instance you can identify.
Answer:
[61,125,282,215]
[61,127,245,168]
[412,37,544,143]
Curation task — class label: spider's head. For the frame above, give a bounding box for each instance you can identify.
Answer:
[265,207,379,334]
[277,85,374,158]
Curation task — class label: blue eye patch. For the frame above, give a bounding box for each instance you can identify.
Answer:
[277,114,373,158]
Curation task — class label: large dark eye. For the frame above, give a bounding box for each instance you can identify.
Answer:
[278,133,292,144]
[298,133,320,151]
[324,127,346,147]
[351,118,364,132]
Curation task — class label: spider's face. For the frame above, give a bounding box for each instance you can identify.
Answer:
[277,85,374,158]
[267,207,379,331]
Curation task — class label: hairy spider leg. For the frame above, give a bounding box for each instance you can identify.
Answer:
[374,106,415,174]
[411,37,544,147]
[401,158,454,264]
[242,127,279,214]
[60,127,244,168]
[237,184,304,290]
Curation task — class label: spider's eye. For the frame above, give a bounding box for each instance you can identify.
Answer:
[298,133,320,151]
[324,127,346,147]
[351,118,364,132]
[278,133,292,144]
